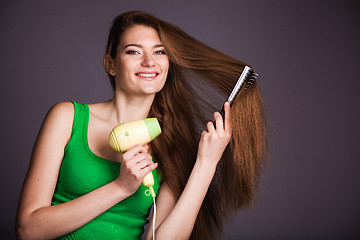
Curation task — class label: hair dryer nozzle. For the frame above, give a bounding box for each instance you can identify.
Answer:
[144,118,162,140]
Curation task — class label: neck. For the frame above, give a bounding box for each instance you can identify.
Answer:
[110,92,155,124]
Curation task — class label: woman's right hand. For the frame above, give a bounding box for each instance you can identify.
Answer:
[114,144,158,195]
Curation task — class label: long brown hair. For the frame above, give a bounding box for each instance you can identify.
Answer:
[105,11,268,240]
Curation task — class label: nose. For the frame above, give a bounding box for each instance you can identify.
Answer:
[141,53,155,67]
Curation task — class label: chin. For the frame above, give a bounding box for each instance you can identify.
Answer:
[142,88,162,95]
[141,83,165,95]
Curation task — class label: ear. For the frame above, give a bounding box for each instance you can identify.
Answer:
[104,55,115,76]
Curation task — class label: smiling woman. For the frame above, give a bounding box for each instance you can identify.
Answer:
[15,11,268,240]
[104,25,169,97]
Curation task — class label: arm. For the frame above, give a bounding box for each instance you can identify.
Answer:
[146,102,232,240]
[16,102,157,240]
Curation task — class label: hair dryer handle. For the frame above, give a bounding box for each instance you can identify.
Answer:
[143,172,156,197]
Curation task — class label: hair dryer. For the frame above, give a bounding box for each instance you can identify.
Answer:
[109,118,161,197]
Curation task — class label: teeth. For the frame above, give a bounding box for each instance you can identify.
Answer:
[137,73,157,78]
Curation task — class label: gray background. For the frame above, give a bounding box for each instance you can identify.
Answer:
[1,0,359,239]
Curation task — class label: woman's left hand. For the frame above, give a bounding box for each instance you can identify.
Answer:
[197,102,232,166]
[147,102,231,240]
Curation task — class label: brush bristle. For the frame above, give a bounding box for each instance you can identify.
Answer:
[243,70,258,91]
[215,66,259,124]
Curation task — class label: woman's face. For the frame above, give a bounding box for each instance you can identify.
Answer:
[112,25,169,96]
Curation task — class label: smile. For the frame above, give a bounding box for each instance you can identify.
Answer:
[136,73,158,78]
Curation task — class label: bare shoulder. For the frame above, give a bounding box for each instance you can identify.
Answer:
[44,102,74,125]
[39,102,75,142]
[47,102,74,118]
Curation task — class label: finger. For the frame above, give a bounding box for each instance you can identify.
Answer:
[123,144,148,159]
[121,153,148,171]
[140,162,158,174]
[214,111,224,130]
[139,162,158,179]
[206,121,216,133]
[135,154,157,174]
[200,130,207,140]
[125,153,153,176]
[136,154,154,170]
[122,148,149,169]
[224,102,232,133]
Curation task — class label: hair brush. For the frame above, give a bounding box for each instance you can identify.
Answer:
[215,66,258,123]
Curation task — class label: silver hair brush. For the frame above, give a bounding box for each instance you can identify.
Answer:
[217,66,258,121]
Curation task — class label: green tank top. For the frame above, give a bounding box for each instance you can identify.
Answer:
[51,101,161,239]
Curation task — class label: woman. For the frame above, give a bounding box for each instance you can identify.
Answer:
[16,11,267,239]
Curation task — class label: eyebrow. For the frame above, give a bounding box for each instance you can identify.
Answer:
[123,43,164,49]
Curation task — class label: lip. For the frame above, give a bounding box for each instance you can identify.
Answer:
[135,71,159,80]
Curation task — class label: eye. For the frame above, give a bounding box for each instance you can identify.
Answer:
[154,50,166,55]
[126,50,140,55]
